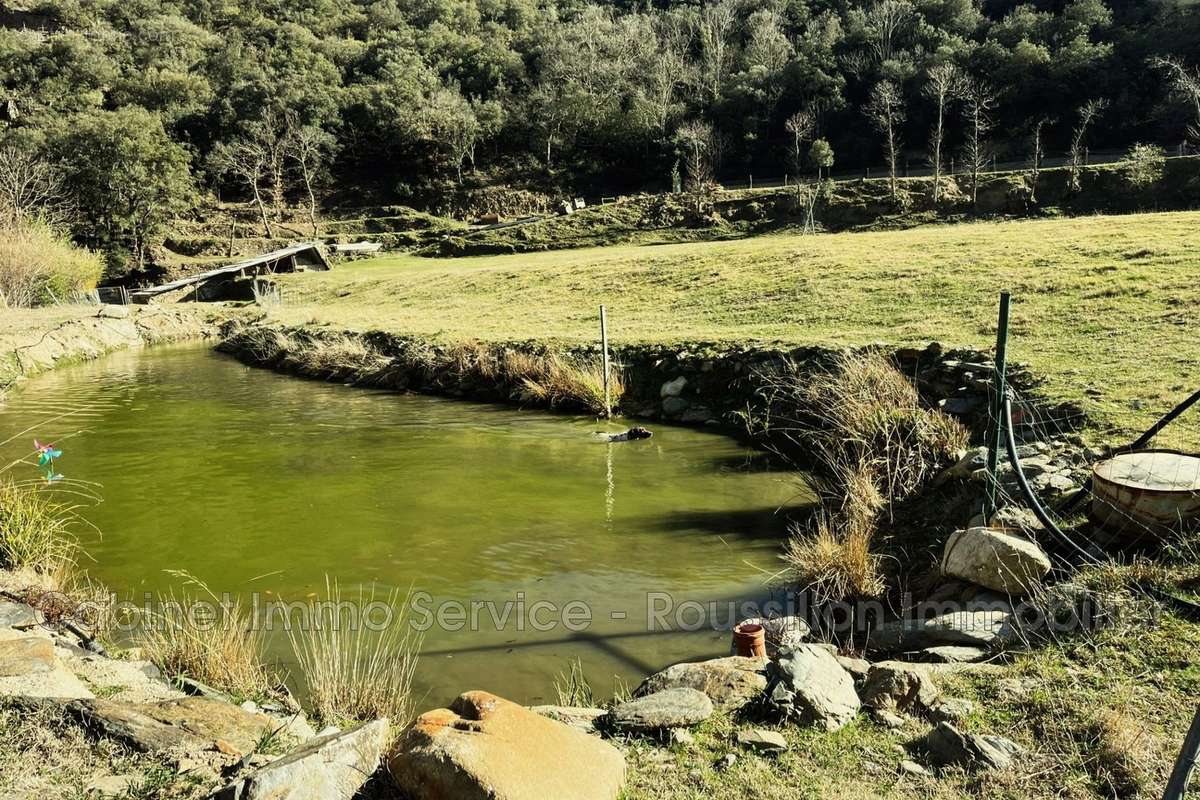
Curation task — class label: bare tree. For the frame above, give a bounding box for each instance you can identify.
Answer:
[285,117,336,237]
[785,110,816,177]
[960,78,998,208]
[210,138,274,238]
[923,63,963,204]
[0,147,69,224]
[676,119,714,191]
[1152,56,1200,144]
[248,109,289,221]
[695,0,738,103]
[866,80,906,203]
[1069,98,1108,192]
[1027,116,1052,203]
[864,0,914,64]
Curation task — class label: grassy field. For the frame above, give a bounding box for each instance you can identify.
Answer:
[277,211,1200,445]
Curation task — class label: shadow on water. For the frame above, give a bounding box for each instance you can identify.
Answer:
[636,504,817,541]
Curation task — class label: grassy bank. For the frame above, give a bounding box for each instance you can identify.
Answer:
[274,210,1200,446]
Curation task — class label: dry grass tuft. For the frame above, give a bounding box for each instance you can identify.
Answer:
[1084,708,1156,797]
[285,580,422,728]
[515,353,625,416]
[553,657,595,707]
[134,571,276,702]
[762,352,967,602]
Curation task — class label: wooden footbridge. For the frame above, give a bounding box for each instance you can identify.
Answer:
[128,243,330,303]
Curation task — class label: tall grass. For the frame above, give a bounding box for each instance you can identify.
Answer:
[0,215,103,308]
[758,352,968,603]
[0,478,80,580]
[515,353,624,416]
[134,571,276,702]
[285,580,421,727]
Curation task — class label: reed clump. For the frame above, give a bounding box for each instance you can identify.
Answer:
[0,478,80,581]
[285,580,422,728]
[761,352,968,603]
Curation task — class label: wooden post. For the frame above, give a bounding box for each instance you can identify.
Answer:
[984,291,1012,519]
[600,305,611,419]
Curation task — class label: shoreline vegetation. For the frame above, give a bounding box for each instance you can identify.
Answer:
[1,205,1199,797]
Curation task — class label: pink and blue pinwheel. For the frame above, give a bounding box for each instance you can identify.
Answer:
[33,440,63,483]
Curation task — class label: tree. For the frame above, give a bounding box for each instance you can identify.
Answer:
[210,138,274,238]
[785,111,816,177]
[0,147,69,224]
[923,64,963,204]
[1027,117,1052,203]
[675,119,714,191]
[1123,143,1165,191]
[696,0,739,103]
[1153,56,1200,145]
[285,119,336,237]
[960,79,998,208]
[866,80,906,204]
[1069,98,1108,192]
[425,87,478,184]
[863,0,915,64]
[809,138,835,180]
[247,109,290,221]
[51,108,193,268]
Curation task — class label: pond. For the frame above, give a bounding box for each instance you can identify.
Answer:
[0,344,810,705]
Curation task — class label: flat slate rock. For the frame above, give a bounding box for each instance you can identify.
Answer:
[868,610,1016,653]
[529,705,609,734]
[0,637,55,677]
[736,728,788,754]
[0,600,40,629]
[916,645,990,664]
[66,696,285,754]
[610,688,714,731]
[922,721,1023,771]
[210,719,389,800]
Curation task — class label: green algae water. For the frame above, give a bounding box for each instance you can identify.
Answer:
[0,344,810,705]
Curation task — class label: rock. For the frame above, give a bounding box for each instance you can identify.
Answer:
[940,447,988,481]
[661,396,690,416]
[835,656,871,684]
[900,759,931,777]
[928,697,974,723]
[988,506,1044,533]
[611,688,713,731]
[215,738,242,757]
[389,690,625,800]
[730,616,809,656]
[868,610,1017,653]
[1033,472,1077,494]
[0,600,40,629]
[211,719,390,800]
[941,527,1052,595]
[669,728,695,748]
[736,729,788,754]
[715,753,737,771]
[65,696,288,754]
[871,709,907,729]
[97,305,131,319]
[88,774,134,797]
[767,645,860,732]
[636,656,767,711]
[0,637,55,677]
[529,705,608,735]
[921,721,1023,771]
[660,377,687,397]
[860,662,939,714]
[916,646,990,664]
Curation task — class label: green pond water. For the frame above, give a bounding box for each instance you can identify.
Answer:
[0,344,810,705]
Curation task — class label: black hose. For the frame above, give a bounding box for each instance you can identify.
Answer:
[1002,396,1200,621]
[1059,387,1200,514]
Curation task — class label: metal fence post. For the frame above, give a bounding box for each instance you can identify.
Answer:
[984,291,1012,519]
[600,304,611,419]
[1163,705,1200,800]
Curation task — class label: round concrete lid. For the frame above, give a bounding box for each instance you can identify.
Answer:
[1093,450,1200,492]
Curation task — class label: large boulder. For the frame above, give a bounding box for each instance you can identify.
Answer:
[211,719,390,800]
[766,645,860,731]
[941,527,1051,595]
[64,696,289,754]
[389,690,625,800]
[636,656,767,711]
[860,661,939,714]
[868,609,1018,653]
[921,721,1023,771]
[610,688,713,732]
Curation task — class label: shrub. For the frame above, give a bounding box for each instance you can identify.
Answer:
[1122,144,1166,191]
[286,581,421,727]
[0,216,103,308]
